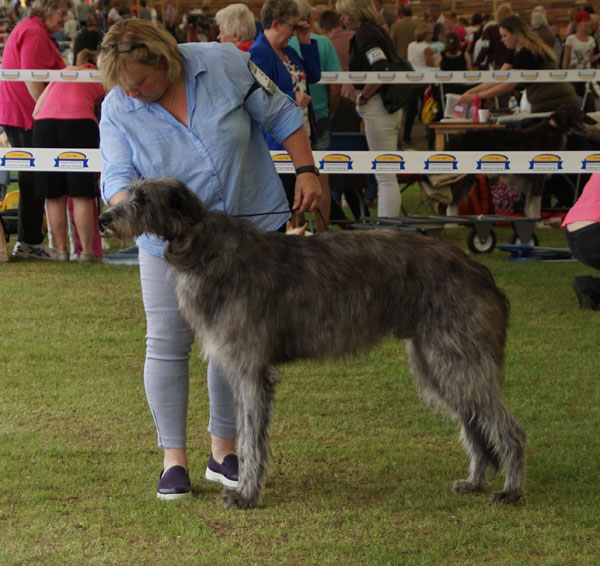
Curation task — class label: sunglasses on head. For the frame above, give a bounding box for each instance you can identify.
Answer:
[97,42,147,53]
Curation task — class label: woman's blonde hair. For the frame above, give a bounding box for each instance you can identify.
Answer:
[215,3,256,42]
[97,19,183,90]
[415,22,433,42]
[335,0,378,25]
[76,49,98,66]
[495,2,512,23]
[500,14,556,61]
[31,0,73,21]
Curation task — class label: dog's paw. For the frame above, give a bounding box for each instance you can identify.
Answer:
[222,488,260,509]
[453,479,485,494]
[488,490,523,505]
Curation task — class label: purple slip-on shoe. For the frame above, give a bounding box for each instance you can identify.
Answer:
[157,465,192,500]
[205,453,239,488]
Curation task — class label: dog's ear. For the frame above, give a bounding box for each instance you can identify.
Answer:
[169,180,205,221]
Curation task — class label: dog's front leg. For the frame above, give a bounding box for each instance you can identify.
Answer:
[222,367,275,509]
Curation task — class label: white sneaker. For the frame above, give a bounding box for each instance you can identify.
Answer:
[12,241,55,260]
[78,251,101,262]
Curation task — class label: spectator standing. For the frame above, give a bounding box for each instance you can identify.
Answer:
[562,10,600,110]
[165,0,177,37]
[32,49,104,262]
[0,0,71,260]
[73,12,102,63]
[215,3,256,51]
[249,0,321,213]
[563,174,600,310]
[390,5,421,60]
[138,0,151,21]
[473,2,513,69]
[436,31,472,72]
[428,3,445,26]
[405,22,435,144]
[107,0,121,28]
[319,8,357,103]
[289,0,341,231]
[563,10,599,70]
[336,0,404,217]
[374,0,394,31]
[530,6,555,50]
[429,21,445,56]
[75,0,90,28]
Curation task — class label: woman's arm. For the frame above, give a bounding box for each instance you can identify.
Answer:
[25,81,46,102]
[561,44,571,69]
[465,51,473,71]
[32,83,51,118]
[424,46,435,68]
[281,126,322,213]
[461,62,513,102]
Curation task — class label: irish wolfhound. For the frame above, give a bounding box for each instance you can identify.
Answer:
[99,177,526,509]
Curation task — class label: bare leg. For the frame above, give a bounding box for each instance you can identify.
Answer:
[45,196,69,252]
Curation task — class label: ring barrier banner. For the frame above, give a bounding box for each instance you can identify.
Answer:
[0,69,598,83]
[3,148,600,174]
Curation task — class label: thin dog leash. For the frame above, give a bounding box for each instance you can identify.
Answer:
[234,208,328,227]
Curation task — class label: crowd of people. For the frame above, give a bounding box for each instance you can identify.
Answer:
[1,0,600,501]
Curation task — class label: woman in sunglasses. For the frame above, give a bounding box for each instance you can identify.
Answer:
[0,0,72,260]
[98,18,321,501]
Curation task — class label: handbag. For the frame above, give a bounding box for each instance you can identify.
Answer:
[368,25,424,114]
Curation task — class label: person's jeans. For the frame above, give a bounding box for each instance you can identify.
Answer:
[356,95,403,217]
[139,249,236,448]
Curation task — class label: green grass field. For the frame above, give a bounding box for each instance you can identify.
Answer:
[1,192,599,565]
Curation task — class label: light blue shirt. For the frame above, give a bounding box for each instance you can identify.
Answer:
[100,42,304,257]
[288,33,342,118]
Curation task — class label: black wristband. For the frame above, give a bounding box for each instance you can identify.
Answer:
[295,165,320,177]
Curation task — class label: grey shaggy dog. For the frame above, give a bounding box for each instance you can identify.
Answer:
[99,177,526,509]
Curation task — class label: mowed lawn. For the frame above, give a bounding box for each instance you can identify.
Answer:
[0,221,598,565]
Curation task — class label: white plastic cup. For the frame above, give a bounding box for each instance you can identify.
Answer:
[478,109,489,122]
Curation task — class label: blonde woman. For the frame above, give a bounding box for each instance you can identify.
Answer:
[407,23,436,69]
[336,0,404,217]
[98,19,321,500]
[461,15,578,113]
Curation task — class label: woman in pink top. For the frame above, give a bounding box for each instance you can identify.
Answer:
[0,0,71,260]
[563,173,600,309]
[32,49,105,262]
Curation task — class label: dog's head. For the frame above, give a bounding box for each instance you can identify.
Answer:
[548,105,597,132]
[99,177,205,241]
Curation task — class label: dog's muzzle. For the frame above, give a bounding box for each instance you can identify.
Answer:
[98,211,113,232]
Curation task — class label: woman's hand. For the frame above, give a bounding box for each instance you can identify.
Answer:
[460,90,477,104]
[295,91,311,110]
[295,20,312,44]
[357,92,369,106]
[293,172,322,214]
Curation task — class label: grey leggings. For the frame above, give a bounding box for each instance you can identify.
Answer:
[139,248,236,448]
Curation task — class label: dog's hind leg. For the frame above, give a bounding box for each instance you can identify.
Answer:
[480,402,526,504]
[405,338,526,503]
[453,415,497,494]
[222,366,275,509]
